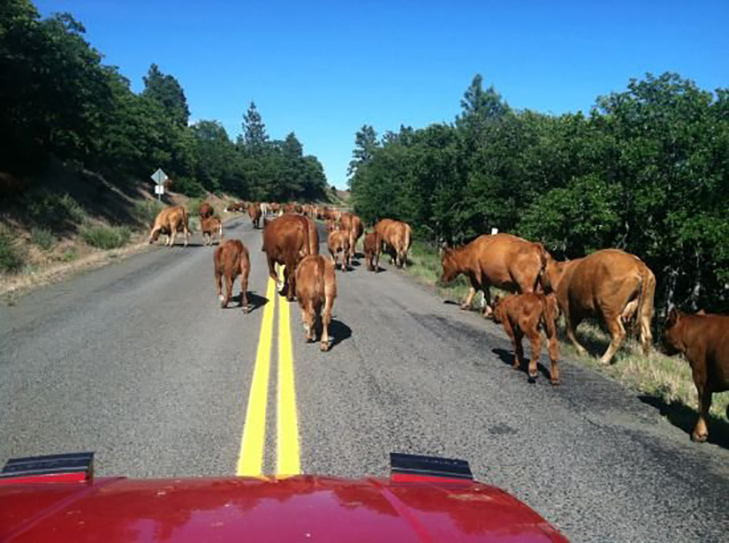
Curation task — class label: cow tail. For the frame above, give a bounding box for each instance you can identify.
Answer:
[541,293,558,340]
[534,242,549,292]
[316,256,325,297]
[635,263,656,344]
[302,217,312,256]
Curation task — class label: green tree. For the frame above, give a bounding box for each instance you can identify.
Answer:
[347,125,378,178]
[241,101,269,151]
[142,63,190,127]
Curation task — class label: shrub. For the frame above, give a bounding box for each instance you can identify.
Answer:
[22,189,86,227]
[187,198,203,217]
[132,200,164,226]
[0,227,24,273]
[30,227,57,250]
[80,224,131,249]
[60,248,77,262]
[174,177,205,197]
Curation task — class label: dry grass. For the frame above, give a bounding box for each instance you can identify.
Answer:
[404,241,729,423]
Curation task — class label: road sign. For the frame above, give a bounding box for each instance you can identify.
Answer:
[151,168,168,185]
[154,185,165,195]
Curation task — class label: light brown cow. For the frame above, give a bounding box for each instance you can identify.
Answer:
[542,249,656,365]
[363,232,382,272]
[492,293,560,385]
[440,233,548,316]
[148,206,190,247]
[295,255,337,351]
[374,218,412,269]
[214,239,251,312]
[248,202,262,229]
[262,214,319,301]
[663,310,729,442]
[199,202,214,219]
[328,229,350,271]
[340,212,363,267]
[201,216,223,246]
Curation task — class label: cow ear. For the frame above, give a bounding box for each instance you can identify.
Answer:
[439,241,449,256]
[667,307,679,326]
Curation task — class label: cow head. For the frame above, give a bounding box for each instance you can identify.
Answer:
[661,308,685,356]
[490,295,505,323]
[439,247,460,284]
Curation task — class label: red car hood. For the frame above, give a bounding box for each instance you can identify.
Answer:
[0,475,567,542]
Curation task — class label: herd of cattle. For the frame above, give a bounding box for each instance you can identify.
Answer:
[147,200,728,444]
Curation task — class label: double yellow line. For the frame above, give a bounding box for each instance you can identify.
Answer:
[236,269,301,476]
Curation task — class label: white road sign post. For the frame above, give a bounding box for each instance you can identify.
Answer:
[150,168,168,201]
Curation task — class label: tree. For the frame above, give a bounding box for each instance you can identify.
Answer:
[347,125,378,178]
[456,74,509,136]
[142,63,190,127]
[241,101,268,151]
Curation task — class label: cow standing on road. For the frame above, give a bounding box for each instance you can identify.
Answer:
[374,219,411,269]
[328,228,350,271]
[214,239,251,312]
[201,216,223,246]
[148,206,190,247]
[339,212,364,268]
[198,202,214,219]
[363,231,382,272]
[295,255,337,351]
[248,203,262,229]
[663,310,729,442]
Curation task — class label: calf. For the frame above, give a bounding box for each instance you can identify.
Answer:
[213,239,251,312]
[201,216,223,246]
[295,255,337,351]
[199,202,214,219]
[492,293,560,385]
[328,229,350,271]
[248,203,262,229]
[663,310,729,442]
[363,231,382,272]
[149,206,190,247]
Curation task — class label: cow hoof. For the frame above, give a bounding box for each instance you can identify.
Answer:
[320,342,330,352]
[218,295,224,302]
[550,378,561,386]
[242,305,251,314]
[528,375,537,384]
[459,304,470,311]
[691,431,708,443]
[276,281,284,293]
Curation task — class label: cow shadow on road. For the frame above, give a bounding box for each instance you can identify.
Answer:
[492,347,554,383]
[229,292,268,313]
[638,395,729,450]
[328,318,352,350]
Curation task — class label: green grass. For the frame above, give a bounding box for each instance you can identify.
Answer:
[187,198,203,217]
[60,248,77,262]
[132,200,164,226]
[404,239,729,423]
[22,189,86,227]
[30,227,57,251]
[0,227,24,273]
[80,224,131,250]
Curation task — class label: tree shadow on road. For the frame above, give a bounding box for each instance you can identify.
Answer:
[492,347,553,383]
[638,395,729,450]
[328,318,352,350]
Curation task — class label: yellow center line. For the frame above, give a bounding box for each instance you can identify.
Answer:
[277,285,301,476]
[236,276,276,477]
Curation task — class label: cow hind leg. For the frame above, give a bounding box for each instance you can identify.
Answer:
[215,269,223,303]
[321,295,333,352]
[240,265,250,313]
[599,312,626,365]
[527,330,541,382]
[222,275,234,308]
[565,313,588,357]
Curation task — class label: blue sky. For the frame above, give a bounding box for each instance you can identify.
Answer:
[37,1,729,188]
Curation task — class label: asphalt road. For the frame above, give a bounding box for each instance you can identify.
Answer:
[1,219,728,542]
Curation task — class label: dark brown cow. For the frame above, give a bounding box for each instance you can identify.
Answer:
[225,201,248,212]
[201,216,223,246]
[199,202,214,219]
[440,233,548,316]
[148,206,190,247]
[295,255,337,351]
[214,239,251,312]
[363,232,382,272]
[270,202,281,215]
[374,218,412,269]
[492,293,560,385]
[325,218,337,232]
[327,229,350,271]
[663,310,729,442]
[248,202,262,229]
[284,203,296,214]
[339,212,363,267]
[542,249,656,365]
[261,214,319,301]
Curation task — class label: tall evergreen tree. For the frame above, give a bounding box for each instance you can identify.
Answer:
[241,101,269,151]
[142,63,190,127]
[347,125,378,179]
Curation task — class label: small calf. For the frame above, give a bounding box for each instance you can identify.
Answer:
[295,255,337,351]
[327,229,350,271]
[214,240,251,312]
[492,293,560,385]
[363,232,381,272]
[201,216,223,246]
[663,309,729,442]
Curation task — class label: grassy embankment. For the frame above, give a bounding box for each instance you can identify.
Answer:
[0,162,243,301]
[405,240,729,425]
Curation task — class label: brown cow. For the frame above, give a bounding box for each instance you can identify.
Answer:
[149,206,190,247]
[340,212,363,267]
[199,202,214,219]
[663,310,729,442]
[363,231,382,272]
[248,202,262,229]
[328,229,350,271]
[214,239,251,312]
[542,249,656,365]
[270,202,281,215]
[440,233,548,316]
[262,214,319,301]
[492,293,560,385]
[201,216,223,246]
[225,201,248,212]
[374,219,412,269]
[295,255,337,351]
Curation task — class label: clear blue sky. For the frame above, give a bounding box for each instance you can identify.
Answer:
[37,1,729,188]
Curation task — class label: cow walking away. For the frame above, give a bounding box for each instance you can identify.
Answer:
[248,203,262,229]
[492,293,560,385]
[201,216,223,246]
[363,231,382,272]
[262,214,319,301]
[542,249,656,365]
[339,212,364,267]
[214,239,251,312]
[440,233,548,316]
[663,310,729,442]
[148,206,190,247]
[374,219,412,269]
[295,255,337,351]
[328,228,350,271]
